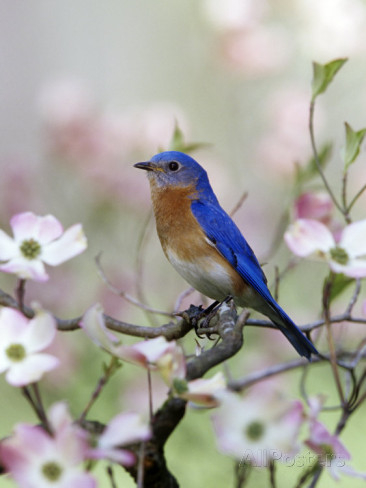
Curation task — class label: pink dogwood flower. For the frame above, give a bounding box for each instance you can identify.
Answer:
[88,412,151,465]
[212,392,303,466]
[0,402,96,488]
[81,304,186,383]
[0,307,59,386]
[284,218,366,278]
[304,397,366,481]
[0,212,87,281]
[294,192,334,225]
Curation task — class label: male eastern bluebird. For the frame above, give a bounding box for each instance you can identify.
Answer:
[134,151,318,360]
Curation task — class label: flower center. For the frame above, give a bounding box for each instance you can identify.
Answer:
[20,238,41,260]
[245,421,265,441]
[172,378,188,394]
[6,344,26,362]
[330,246,349,265]
[41,461,63,482]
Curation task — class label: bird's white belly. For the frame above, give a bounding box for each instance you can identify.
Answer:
[166,249,234,301]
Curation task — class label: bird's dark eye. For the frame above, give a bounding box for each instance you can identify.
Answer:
[168,161,179,172]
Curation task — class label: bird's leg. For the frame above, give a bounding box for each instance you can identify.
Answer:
[200,295,233,327]
[175,297,234,339]
[195,296,234,338]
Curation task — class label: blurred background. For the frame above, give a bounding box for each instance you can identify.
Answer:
[1,1,366,486]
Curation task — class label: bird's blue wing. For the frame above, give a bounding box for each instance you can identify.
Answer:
[191,199,272,301]
[191,199,318,360]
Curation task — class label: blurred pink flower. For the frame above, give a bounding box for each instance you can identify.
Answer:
[202,0,266,31]
[133,103,189,152]
[305,420,350,464]
[0,212,87,282]
[296,0,366,58]
[0,307,59,386]
[212,392,303,465]
[0,402,95,488]
[258,88,323,175]
[88,412,151,466]
[303,396,366,480]
[294,192,333,225]
[284,218,366,277]
[304,419,366,480]
[221,26,290,76]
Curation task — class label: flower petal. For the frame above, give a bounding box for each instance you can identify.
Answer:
[330,258,366,278]
[36,215,64,244]
[181,372,226,407]
[5,353,59,386]
[42,224,87,266]
[63,472,97,488]
[339,219,366,258]
[22,310,57,353]
[99,412,151,448]
[0,257,48,281]
[0,307,29,339]
[0,230,18,261]
[88,447,135,466]
[81,303,121,352]
[284,219,334,257]
[10,212,41,242]
[132,336,172,363]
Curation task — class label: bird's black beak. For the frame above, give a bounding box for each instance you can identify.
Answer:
[134,161,155,171]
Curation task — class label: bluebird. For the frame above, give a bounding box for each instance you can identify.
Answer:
[134,151,318,360]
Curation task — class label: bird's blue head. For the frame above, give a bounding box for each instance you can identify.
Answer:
[134,151,212,194]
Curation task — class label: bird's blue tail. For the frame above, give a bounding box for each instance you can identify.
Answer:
[268,301,318,361]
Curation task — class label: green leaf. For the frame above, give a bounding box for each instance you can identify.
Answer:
[295,143,332,186]
[311,58,348,101]
[167,122,210,154]
[342,122,366,170]
[170,123,185,151]
[328,273,354,304]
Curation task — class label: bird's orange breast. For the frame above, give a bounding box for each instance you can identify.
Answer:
[149,182,250,301]
[149,183,206,257]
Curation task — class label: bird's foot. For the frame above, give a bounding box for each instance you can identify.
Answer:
[176,297,234,339]
[175,303,216,338]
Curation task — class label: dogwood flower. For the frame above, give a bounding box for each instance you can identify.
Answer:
[284,218,366,278]
[212,392,303,466]
[88,412,151,465]
[0,402,96,488]
[304,398,366,481]
[294,192,333,224]
[0,211,87,281]
[0,307,59,386]
[81,304,186,382]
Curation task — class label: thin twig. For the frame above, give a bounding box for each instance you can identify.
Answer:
[106,466,118,488]
[31,383,50,432]
[346,182,366,214]
[173,287,195,313]
[229,191,248,217]
[135,209,160,327]
[15,279,26,312]
[147,366,153,422]
[309,100,344,215]
[95,253,173,317]
[323,275,345,405]
[345,279,361,316]
[137,442,146,488]
[22,386,50,433]
[79,357,120,423]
